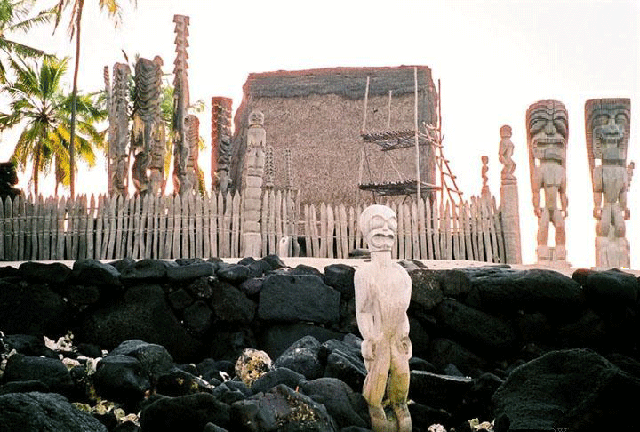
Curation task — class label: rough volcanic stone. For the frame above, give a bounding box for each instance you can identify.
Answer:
[216,263,251,284]
[274,335,324,380]
[0,392,108,432]
[466,268,583,316]
[0,280,70,337]
[259,323,344,360]
[186,276,213,299]
[64,284,101,306]
[203,422,228,432]
[0,379,49,395]
[427,339,487,377]
[210,382,246,405]
[120,259,174,283]
[3,354,73,395]
[434,298,519,353]
[299,377,368,429]
[323,264,356,299]
[108,340,174,382]
[238,277,264,297]
[251,367,306,394]
[155,369,213,397]
[582,269,639,308]
[19,261,71,285]
[77,284,202,362]
[258,274,340,324]
[140,392,230,432]
[246,259,272,278]
[410,370,473,410]
[183,300,213,336]
[167,262,217,283]
[209,279,256,324]
[71,260,121,286]
[230,384,337,432]
[439,269,472,298]
[408,268,444,310]
[320,338,367,392]
[168,288,194,310]
[555,309,608,349]
[493,348,640,431]
[260,254,286,270]
[2,334,58,358]
[273,264,323,277]
[93,355,150,407]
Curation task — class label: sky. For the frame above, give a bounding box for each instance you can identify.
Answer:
[1,0,638,268]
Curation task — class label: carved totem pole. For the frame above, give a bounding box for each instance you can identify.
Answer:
[480,155,491,199]
[132,56,165,197]
[241,111,267,257]
[185,114,200,193]
[585,98,633,268]
[526,100,569,265]
[212,97,233,194]
[172,14,191,196]
[105,63,131,196]
[263,145,275,189]
[355,204,412,432]
[498,125,522,264]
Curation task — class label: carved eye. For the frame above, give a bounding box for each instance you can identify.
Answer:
[615,113,629,126]
[389,217,398,231]
[529,118,546,133]
[554,119,568,137]
[593,114,609,126]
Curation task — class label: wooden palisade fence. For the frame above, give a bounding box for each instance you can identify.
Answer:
[0,192,504,263]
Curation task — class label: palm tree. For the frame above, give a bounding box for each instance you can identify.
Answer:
[0,57,106,196]
[53,0,135,197]
[0,0,57,83]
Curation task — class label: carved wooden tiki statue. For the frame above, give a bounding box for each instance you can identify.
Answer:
[526,100,569,263]
[355,204,412,432]
[586,98,632,268]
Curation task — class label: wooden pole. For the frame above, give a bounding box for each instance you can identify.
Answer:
[414,67,421,199]
[362,76,370,132]
[438,79,444,203]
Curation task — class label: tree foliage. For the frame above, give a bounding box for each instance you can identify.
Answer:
[0,57,106,195]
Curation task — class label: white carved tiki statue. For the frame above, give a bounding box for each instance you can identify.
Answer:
[586,98,632,268]
[241,110,266,257]
[354,204,412,432]
[499,125,516,183]
[526,100,569,263]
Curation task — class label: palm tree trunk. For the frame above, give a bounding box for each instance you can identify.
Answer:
[33,143,41,196]
[69,0,84,198]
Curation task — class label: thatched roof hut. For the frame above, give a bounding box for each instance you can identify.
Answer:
[230,66,439,206]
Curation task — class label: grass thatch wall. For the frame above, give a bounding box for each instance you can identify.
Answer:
[230,66,438,207]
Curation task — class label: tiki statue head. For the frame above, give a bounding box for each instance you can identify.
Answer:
[585,98,630,165]
[359,204,397,253]
[526,100,569,165]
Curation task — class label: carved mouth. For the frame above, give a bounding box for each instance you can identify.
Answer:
[371,234,395,249]
[533,137,565,146]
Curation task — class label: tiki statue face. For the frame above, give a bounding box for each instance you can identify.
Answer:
[249,110,265,127]
[359,204,397,253]
[526,100,569,164]
[586,98,630,163]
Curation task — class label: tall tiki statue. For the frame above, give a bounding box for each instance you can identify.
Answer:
[526,100,569,263]
[172,14,191,196]
[212,97,233,194]
[241,110,267,257]
[185,114,200,193]
[132,56,165,196]
[105,62,131,196]
[586,98,632,268]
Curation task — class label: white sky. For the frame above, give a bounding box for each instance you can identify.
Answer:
[1,0,638,267]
